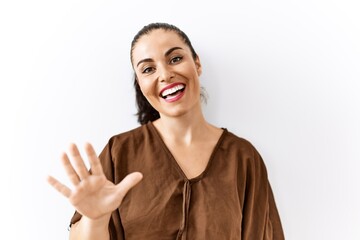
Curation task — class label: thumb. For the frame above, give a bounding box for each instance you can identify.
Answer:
[116,172,143,200]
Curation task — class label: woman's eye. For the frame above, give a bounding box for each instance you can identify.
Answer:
[142,67,154,74]
[170,56,182,64]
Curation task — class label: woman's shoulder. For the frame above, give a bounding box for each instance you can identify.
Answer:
[107,122,152,145]
[221,128,268,171]
[222,128,258,153]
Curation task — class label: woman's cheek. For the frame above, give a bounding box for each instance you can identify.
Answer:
[139,80,156,98]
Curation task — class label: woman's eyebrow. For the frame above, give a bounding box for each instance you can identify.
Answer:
[137,58,153,67]
[165,47,183,57]
[136,47,184,67]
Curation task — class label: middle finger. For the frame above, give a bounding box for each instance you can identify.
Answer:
[68,143,90,180]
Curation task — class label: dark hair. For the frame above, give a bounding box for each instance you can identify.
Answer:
[130,23,198,125]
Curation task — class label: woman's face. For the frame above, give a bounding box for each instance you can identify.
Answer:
[132,29,202,119]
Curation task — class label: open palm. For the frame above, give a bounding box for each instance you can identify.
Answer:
[47,143,142,220]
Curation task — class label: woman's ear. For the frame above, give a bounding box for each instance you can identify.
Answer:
[195,55,202,76]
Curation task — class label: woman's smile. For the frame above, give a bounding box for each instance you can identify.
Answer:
[160,83,186,103]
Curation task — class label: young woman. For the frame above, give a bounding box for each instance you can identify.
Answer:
[48,23,285,240]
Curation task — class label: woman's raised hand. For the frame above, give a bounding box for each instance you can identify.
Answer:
[47,143,143,220]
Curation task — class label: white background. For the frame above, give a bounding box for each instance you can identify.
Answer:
[1,0,359,239]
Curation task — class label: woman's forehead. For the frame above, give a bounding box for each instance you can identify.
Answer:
[133,29,187,61]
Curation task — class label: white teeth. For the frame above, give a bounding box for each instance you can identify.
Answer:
[161,84,185,97]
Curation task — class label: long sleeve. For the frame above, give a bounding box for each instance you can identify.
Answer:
[241,147,285,240]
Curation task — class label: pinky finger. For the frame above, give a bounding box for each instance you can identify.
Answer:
[47,175,72,198]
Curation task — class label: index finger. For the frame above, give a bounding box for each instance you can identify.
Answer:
[84,142,104,176]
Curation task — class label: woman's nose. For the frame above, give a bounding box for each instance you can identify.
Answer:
[158,65,174,82]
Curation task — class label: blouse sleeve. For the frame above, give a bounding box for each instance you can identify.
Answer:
[241,146,285,240]
[69,141,126,240]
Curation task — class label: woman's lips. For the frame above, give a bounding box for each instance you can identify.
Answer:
[163,88,185,103]
[159,83,186,103]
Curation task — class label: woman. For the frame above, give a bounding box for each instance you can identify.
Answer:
[48,22,285,240]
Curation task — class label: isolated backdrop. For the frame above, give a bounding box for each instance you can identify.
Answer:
[0,0,359,239]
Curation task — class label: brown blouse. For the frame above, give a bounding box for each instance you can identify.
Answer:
[70,122,284,239]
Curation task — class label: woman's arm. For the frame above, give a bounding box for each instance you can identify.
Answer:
[240,146,284,240]
[69,215,111,240]
[47,143,142,240]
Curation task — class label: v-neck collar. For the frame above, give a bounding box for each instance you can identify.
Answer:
[147,121,228,182]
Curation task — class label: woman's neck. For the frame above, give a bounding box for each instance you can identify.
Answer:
[153,109,218,146]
